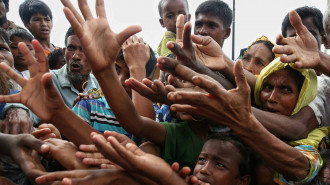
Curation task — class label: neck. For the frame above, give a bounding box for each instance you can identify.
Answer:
[35,37,51,48]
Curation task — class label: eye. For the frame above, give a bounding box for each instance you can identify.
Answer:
[281,86,293,94]
[242,55,250,62]
[216,162,226,168]
[67,45,75,52]
[166,14,174,19]
[198,157,206,164]
[256,61,265,66]
[195,22,202,28]
[262,84,273,92]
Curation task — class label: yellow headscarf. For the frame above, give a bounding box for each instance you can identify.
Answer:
[246,35,282,60]
[254,58,317,115]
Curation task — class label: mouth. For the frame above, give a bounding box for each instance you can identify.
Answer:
[264,107,280,114]
[196,177,210,185]
[70,62,82,71]
[40,28,49,34]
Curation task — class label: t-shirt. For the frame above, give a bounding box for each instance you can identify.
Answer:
[160,122,204,170]
[72,96,130,137]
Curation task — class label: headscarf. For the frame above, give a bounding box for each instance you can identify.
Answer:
[246,35,282,60]
[254,57,317,115]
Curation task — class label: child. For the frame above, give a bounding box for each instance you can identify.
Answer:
[19,0,58,56]
[8,28,35,79]
[47,49,65,70]
[157,0,190,81]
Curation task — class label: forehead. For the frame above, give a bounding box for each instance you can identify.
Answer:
[195,13,224,26]
[162,0,188,12]
[247,43,272,60]
[264,69,298,85]
[286,17,320,37]
[10,36,31,43]
[202,139,242,165]
[31,12,50,19]
[66,35,81,46]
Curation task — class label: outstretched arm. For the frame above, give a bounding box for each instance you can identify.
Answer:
[166,60,311,181]
[61,0,166,144]
[0,40,99,146]
[273,10,330,76]
[122,36,155,120]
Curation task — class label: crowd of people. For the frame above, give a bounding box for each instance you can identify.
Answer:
[0,0,330,184]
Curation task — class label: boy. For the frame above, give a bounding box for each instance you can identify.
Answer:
[19,0,58,56]
[8,28,35,79]
[157,0,190,81]
[47,49,65,70]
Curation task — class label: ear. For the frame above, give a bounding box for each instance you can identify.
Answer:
[24,22,30,30]
[224,27,231,39]
[62,47,66,54]
[187,14,191,21]
[159,18,165,28]
[237,175,251,185]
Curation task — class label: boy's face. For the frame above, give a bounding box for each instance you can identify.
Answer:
[115,59,132,97]
[54,57,66,70]
[193,139,246,185]
[25,13,52,40]
[0,0,7,22]
[194,13,231,47]
[285,16,322,49]
[159,0,190,33]
[10,36,35,72]
[0,38,13,68]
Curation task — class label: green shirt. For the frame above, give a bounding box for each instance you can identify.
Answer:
[160,122,204,170]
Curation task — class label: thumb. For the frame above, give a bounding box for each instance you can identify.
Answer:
[117,25,142,46]
[233,60,249,92]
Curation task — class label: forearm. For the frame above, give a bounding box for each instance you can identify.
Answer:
[50,106,99,145]
[317,51,330,77]
[252,106,318,140]
[232,115,310,181]
[194,60,234,90]
[94,67,165,144]
[130,67,155,120]
[221,56,257,90]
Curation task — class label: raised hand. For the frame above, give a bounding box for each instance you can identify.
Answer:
[125,77,175,105]
[167,60,253,131]
[272,10,320,69]
[123,36,150,70]
[61,0,142,73]
[0,40,66,123]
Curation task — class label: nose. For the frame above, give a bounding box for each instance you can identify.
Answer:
[267,90,278,104]
[72,49,83,60]
[244,62,254,74]
[197,26,208,36]
[199,162,211,176]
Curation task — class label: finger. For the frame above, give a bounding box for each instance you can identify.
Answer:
[0,93,21,105]
[78,0,94,20]
[61,0,85,25]
[272,45,293,55]
[116,25,142,47]
[3,119,9,133]
[182,22,193,49]
[63,7,84,40]
[9,118,20,134]
[293,61,303,69]
[32,128,52,139]
[168,75,184,88]
[279,54,297,63]
[176,14,185,43]
[21,118,32,134]
[20,135,50,154]
[95,0,106,18]
[191,35,213,46]
[132,35,139,43]
[165,84,175,93]
[190,75,223,97]
[289,10,309,37]
[0,61,26,87]
[79,144,98,153]
[82,158,111,165]
[153,80,167,94]
[233,60,250,93]
[170,104,199,117]
[76,151,104,159]
[32,40,49,73]
[104,131,128,144]
[179,166,191,179]
[275,34,286,46]
[18,42,39,77]
[62,178,73,185]
[167,91,209,106]
[171,162,180,172]
[145,43,150,58]
[125,78,155,97]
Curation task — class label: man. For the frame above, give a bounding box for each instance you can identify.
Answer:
[51,27,98,108]
[0,0,23,30]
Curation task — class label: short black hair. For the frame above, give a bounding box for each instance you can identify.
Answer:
[0,27,10,45]
[206,132,252,177]
[3,0,9,10]
[64,27,75,46]
[19,0,53,24]
[195,0,232,28]
[47,49,64,70]
[8,28,34,42]
[116,46,156,77]
[282,6,323,37]
[158,0,189,18]
[251,40,275,62]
